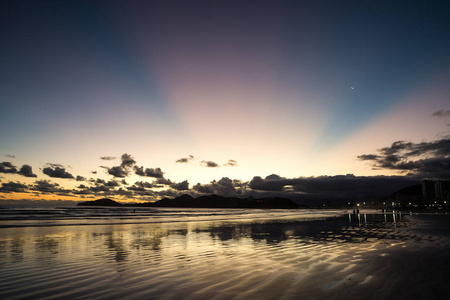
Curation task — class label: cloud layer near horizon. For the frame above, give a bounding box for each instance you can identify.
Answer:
[1,133,449,204]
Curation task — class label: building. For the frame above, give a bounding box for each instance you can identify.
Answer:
[422,180,450,205]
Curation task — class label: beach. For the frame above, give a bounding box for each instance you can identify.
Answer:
[0,208,449,299]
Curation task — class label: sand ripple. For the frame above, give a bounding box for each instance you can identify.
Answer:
[1,214,449,299]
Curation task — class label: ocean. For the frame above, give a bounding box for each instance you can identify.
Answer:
[0,206,347,228]
[1,206,448,299]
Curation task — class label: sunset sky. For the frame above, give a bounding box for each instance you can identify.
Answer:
[1,0,449,204]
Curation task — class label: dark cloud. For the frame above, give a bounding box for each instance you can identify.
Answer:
[224,159,238,167]
[0,163,37,178]
[432,110,450,118]
[358,154,379,161]
[91,171,97,174]
[193,183,214,194]
[156,177,172,185]
[201,160,219,168]
[104,154,137,178]
[154,188,181,199]
[75,183,110,194]
[170,180,189,191]
[193,177,245,195]
[127,181,156,191]
[176,155,194,163]
[0,162,17,174]
[0,181,28,193]
[95,179,121,187]
[76,178,121,194]
[76,175,86,181]
[100,156,117,160]
[46,163,65,168]
[358,138,450,178]
[126,181,157,196]
[107,166,128,178]
[248,174,420,203]
[18,164,37,177]
[120,153,136,168]
[73,178,128,197]
[250,174,298,191]
[42,166,75,179]
[30,180,68,194]
[134,166,164,178]
[95,178,106,185]
[134,166,145,176]
[105,180,120,187]
[144,167,164,178]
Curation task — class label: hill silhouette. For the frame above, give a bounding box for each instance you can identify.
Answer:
[78,195,299,209]
[77,198,123,206]
[152,194,298,209]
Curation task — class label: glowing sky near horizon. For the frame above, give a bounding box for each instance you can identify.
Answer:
[1,0,450,201]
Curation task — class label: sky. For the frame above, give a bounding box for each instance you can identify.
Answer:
[1,0,449,204]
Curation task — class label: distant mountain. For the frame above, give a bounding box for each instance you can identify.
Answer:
[77,195,299,209]
[77,198,123,206]
[152,194,299,209]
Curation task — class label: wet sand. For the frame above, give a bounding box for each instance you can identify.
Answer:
[0,212,449,299]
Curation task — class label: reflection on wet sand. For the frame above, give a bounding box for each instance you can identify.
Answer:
[0,214,448,299]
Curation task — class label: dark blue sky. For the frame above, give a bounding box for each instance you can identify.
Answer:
[1,0,449,201]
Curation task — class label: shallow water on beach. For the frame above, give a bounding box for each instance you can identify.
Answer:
[0,208,448,299]
[0,206,344,228]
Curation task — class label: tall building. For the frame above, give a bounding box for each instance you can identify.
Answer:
[422,180,450,204]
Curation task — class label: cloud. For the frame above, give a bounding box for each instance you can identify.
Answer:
[95,178,106,185]
[104,153,137,178]
[18,164,37,177]
[193,177,245,195]
[0,181,28,193]
[0,162,17,174]
[249,174,298,191]
[201,160,219,168]
[224,159,238,167]
[358,138,450,178]
[134,166,164,178]
[432,110,450,118]
[107,166,128,178]
[358,154,379,161]
[127,181,156,191]
[120,153,136,168]
[100,156,117,160]
[170,180,189,191]
[176,155,194,163]
[156,177,172,185]
[1,163,37,178]
[125,181,157,196]
[30,180,68,194]
[46,163,65,168]
[76,175,86,181]
[4,154,15,158]
[192,183,214,194]
[42,166,75,179]
[105,180,121,187]
[247,174,420,203]
[91,171,97,174]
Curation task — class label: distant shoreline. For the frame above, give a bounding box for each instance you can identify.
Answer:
[77,194,300,209]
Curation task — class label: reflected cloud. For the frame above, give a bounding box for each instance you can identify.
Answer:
[35,237,60,262]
